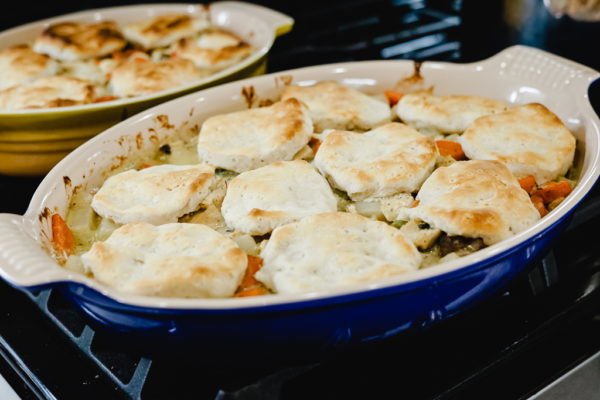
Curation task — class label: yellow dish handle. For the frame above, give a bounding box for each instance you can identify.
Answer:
[213,1,295,37]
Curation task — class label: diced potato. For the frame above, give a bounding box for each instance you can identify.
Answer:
[417,127,440,136]
[548,196,565,211]
[186,203,228,234]
[440,252,460,263]
[435,154,456,168]
[333,189,353,212]
[67,202,97,238]
[354,200,384,220]
[231,233,258,256]
[94,218,121,242]
[205,177,228,208]
[346,203,357,214]
[421,249,460,269]
[379,193,415,221]
[400,220,442,250]
[293,144,314,161]
[64,255,85,274]
[258,238,269,254]
[420,248,441,269]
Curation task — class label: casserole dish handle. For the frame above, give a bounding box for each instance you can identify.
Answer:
[0,213,69,289]
[491,45,600,105]
[215,1,294,37]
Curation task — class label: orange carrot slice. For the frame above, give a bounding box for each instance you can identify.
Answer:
[384,90,404,107]
[530,194,548,217]
[518,175,536,194]
[52,214,74,258]
[112,49,137,60]
[94,96,117,103]
[235,287,269,298]
[308,137,322,155]
[235,255,269,297]
[435,140,467,161]
[537,181,572,204]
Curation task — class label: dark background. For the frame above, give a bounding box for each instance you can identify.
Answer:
[0,0,599,68]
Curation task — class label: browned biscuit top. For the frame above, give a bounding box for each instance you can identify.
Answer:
[124,13,210,49]
[0,75,96,110]
[0,45,58,90]
[109,57,205,97]
[171,29,254,70]
[33,21,127,60]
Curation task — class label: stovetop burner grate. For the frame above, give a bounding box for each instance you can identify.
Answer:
[264,0,462,71]
[24,290,151,399]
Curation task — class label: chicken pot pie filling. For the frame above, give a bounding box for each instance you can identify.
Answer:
[0,11,255,110]
[51,81,579,299]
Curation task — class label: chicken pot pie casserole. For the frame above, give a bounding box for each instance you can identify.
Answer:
[49,80,579,299]
[0,12,254,110]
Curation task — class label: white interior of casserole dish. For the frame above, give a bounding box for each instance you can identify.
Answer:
[0,1,293,115]
[0,45,599,309]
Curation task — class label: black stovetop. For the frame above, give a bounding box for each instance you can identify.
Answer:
[1,1,600,399]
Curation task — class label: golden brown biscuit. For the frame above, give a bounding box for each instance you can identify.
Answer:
[91,163,216,225]
[171,29,254,71]
[313,122,439,200]
[281,81,391,132]
[220,160,338,235]
[255,212,421,294]
[458,103,576,184]
[0,76,95,110]
[81,222,247,298]
[0,45,59,90]
[109,57,206,97]
[396,160,540,245]
[33,21,127,61]
[123,13,210,49]
[197,98,313,172]
[396,92,507,135]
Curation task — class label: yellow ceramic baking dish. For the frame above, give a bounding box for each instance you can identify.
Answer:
[0,1,293,175]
